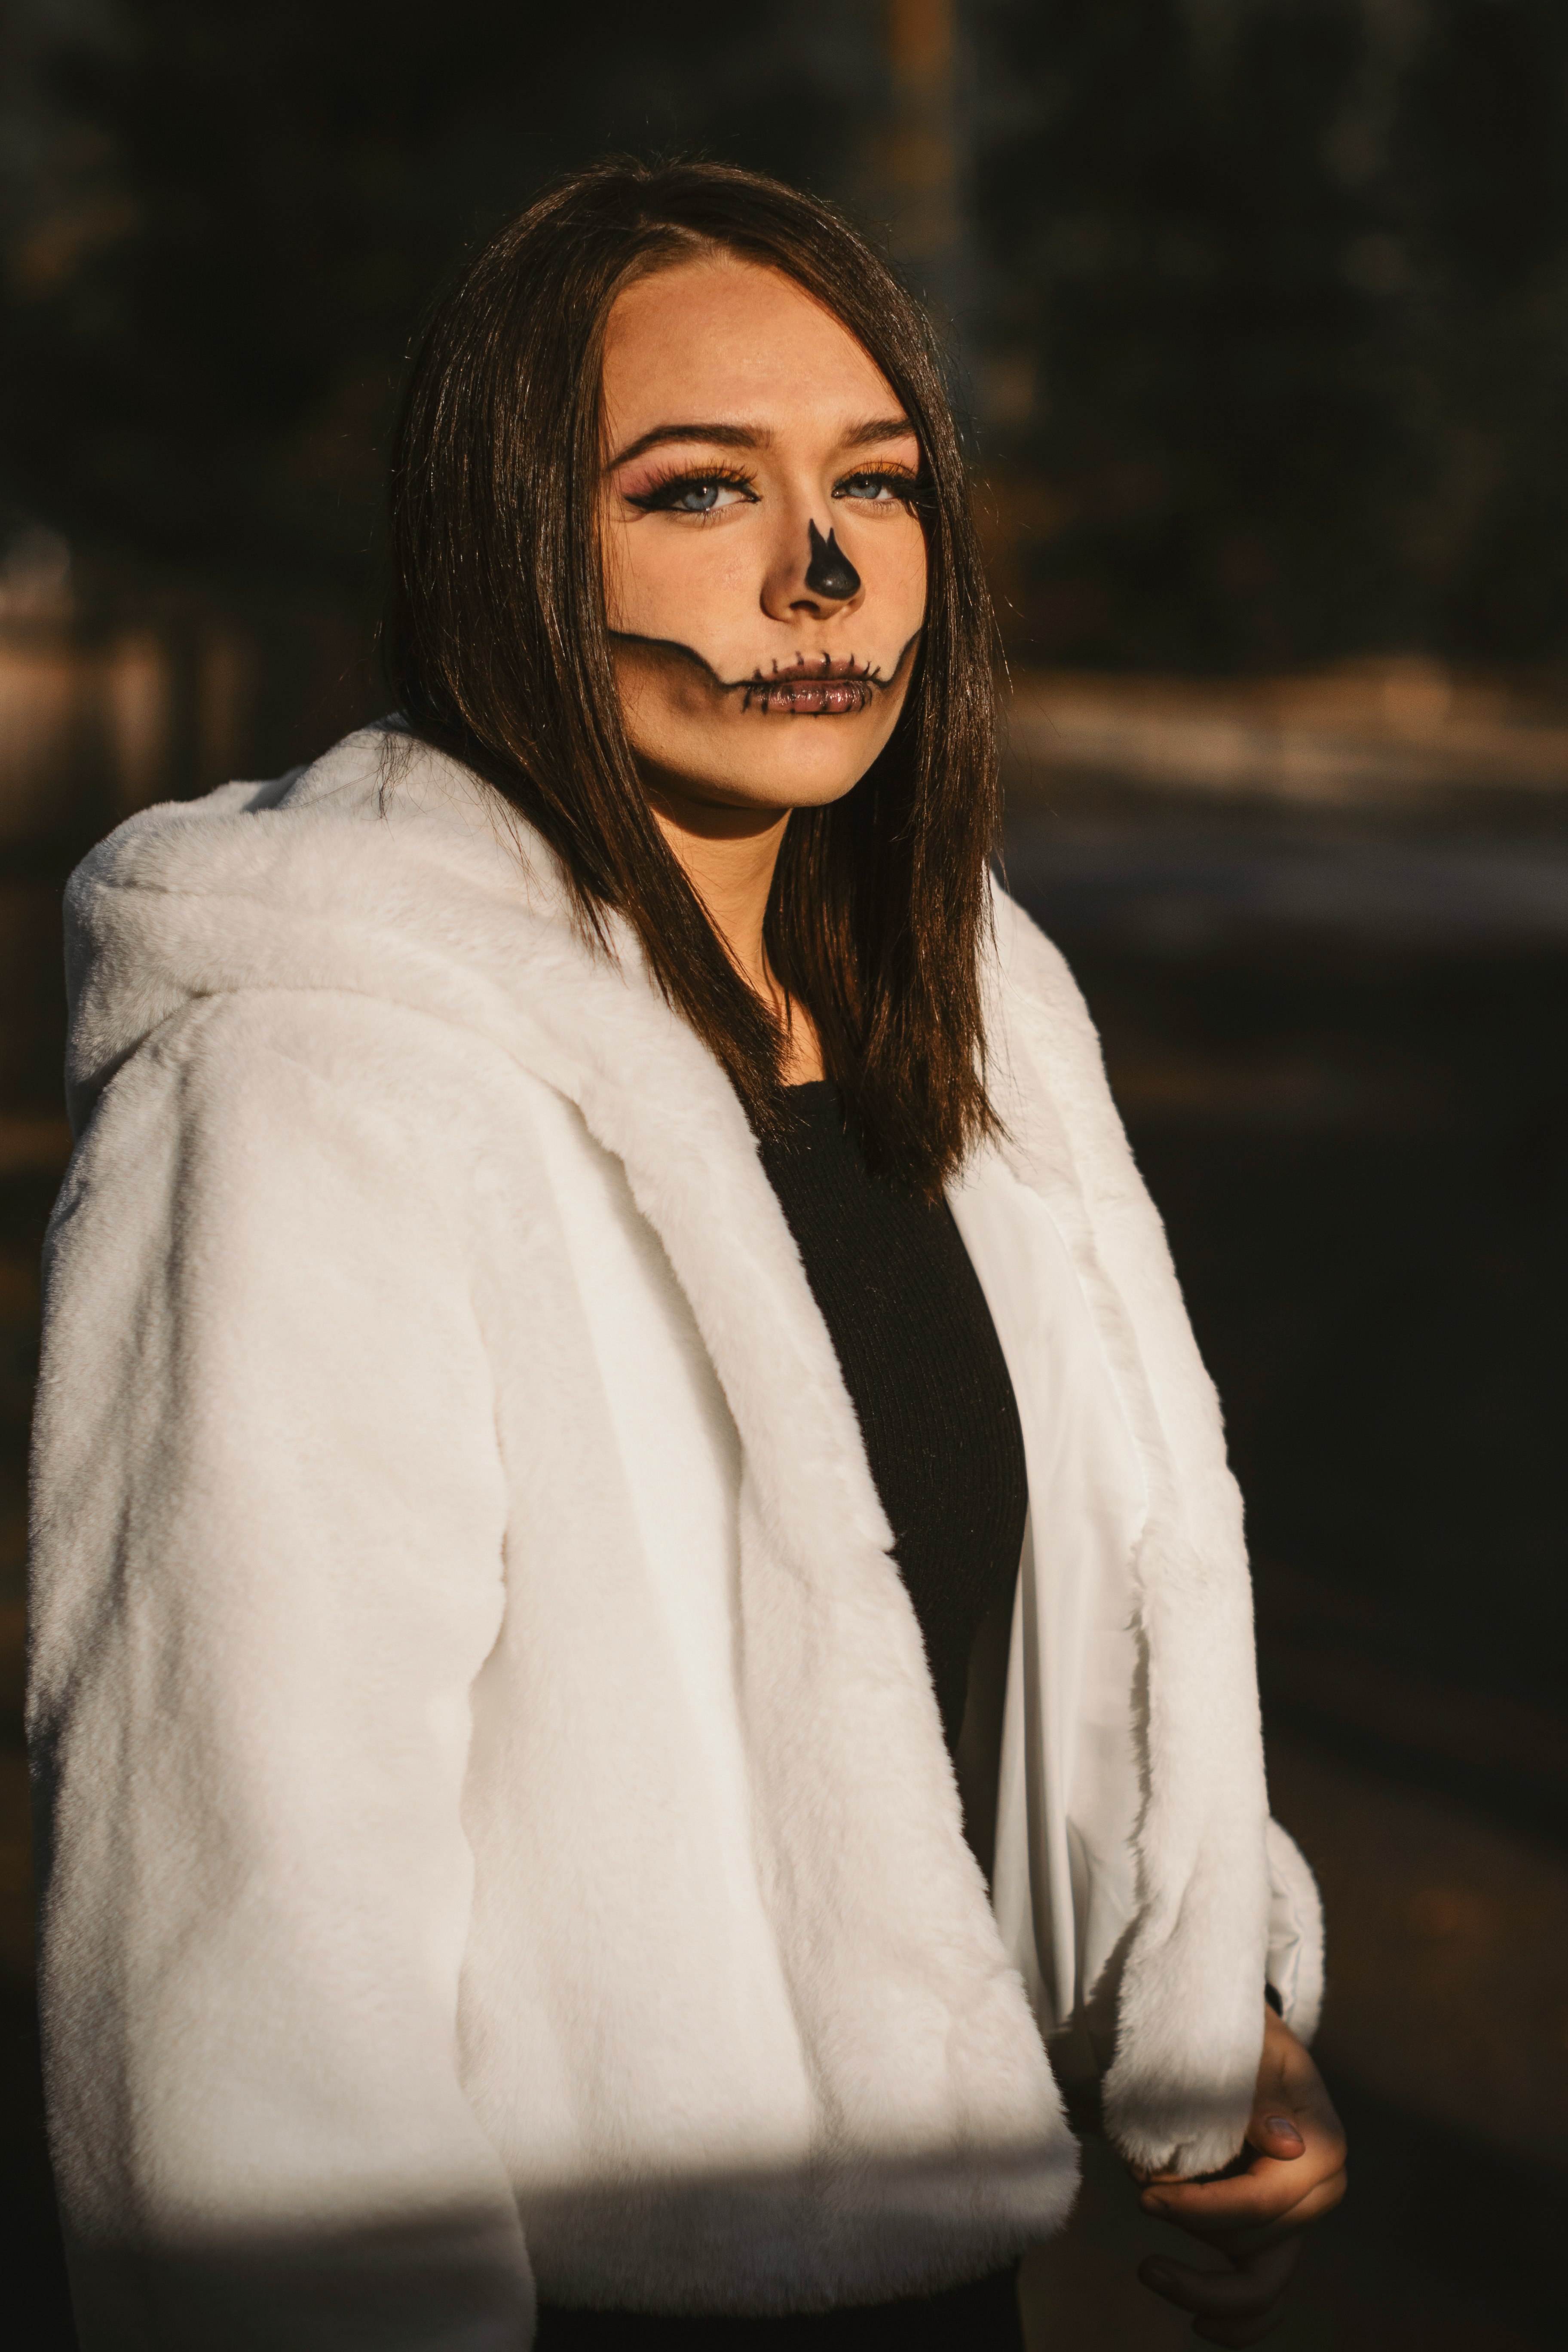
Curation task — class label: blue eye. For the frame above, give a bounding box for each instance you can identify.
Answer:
[837,471,917,503]
[627,470,757,515]
[670,481,722,512]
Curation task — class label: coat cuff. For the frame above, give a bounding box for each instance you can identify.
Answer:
[1265,1820,1324,2045]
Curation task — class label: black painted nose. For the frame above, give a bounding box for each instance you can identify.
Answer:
[805,519,861,601]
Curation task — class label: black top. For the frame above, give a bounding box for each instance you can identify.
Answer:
[758,1083,1029,1753]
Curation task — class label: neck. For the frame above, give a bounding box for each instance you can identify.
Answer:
[644,781,824,1084]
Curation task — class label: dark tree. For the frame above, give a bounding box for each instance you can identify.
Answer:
[1390,0,1568,658]
[977,0,1568,671]
[0,1,863,585]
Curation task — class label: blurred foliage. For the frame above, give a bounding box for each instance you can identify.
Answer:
[0,0,860,584]
[5,1,1568,671]
[976,0,1568,668]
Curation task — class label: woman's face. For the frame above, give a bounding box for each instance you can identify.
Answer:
[598,255,928,819]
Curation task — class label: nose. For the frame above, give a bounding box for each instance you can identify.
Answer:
[804,520,861,601]
[762,513,865,622]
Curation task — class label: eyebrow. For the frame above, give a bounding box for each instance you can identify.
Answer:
[605,415,918,470]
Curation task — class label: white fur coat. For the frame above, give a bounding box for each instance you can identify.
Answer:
[28,727,1322,2350]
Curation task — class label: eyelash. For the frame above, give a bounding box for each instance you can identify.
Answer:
[625,465,757,515]
[625,464,921,515]
[838,468,921,506]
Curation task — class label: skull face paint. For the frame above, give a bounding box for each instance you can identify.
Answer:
[605,634,920,719]
[598,254,928,817]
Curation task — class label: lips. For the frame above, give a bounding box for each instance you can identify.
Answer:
[741,658,878,716]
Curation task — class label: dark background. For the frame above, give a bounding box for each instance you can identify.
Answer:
[11,0,1568,665]
[2,5,1565,2346]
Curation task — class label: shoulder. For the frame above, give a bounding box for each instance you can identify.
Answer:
[135,981,507,1106]
[990,885,1096,1021]
[63,725,593,1135]
[987,885,1110,1086]
[56,988,559,1298]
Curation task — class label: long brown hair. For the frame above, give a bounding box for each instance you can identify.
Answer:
[383,159,1002,1194]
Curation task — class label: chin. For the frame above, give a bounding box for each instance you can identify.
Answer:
[650,715,897,813]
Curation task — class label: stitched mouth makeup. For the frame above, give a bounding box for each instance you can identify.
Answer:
[742,656,879,716]
[608,630,920,717]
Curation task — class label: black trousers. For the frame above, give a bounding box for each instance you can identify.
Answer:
[536,2267,1025,2349]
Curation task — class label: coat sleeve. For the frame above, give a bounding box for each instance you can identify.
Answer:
[988,891,1327,2153]
[1000,909,1330,2052]
[27,989,535,2351]
[1265,1821,1325,2045]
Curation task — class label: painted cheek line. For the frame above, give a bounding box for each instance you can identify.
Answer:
[608,628,924,713]
[610,631,900,689]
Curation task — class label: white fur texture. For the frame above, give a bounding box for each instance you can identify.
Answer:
[28,729,1321,2346]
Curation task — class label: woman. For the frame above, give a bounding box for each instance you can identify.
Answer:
[29,162,1344,2349]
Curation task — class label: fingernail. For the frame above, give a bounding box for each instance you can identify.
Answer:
[1140,2193,1168,2215]
[1266,2115,1305,2150]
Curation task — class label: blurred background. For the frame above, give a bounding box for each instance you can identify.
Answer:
[2,3,1565,2344]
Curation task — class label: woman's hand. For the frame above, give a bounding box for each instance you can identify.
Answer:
[1133,2003,1347,2346]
